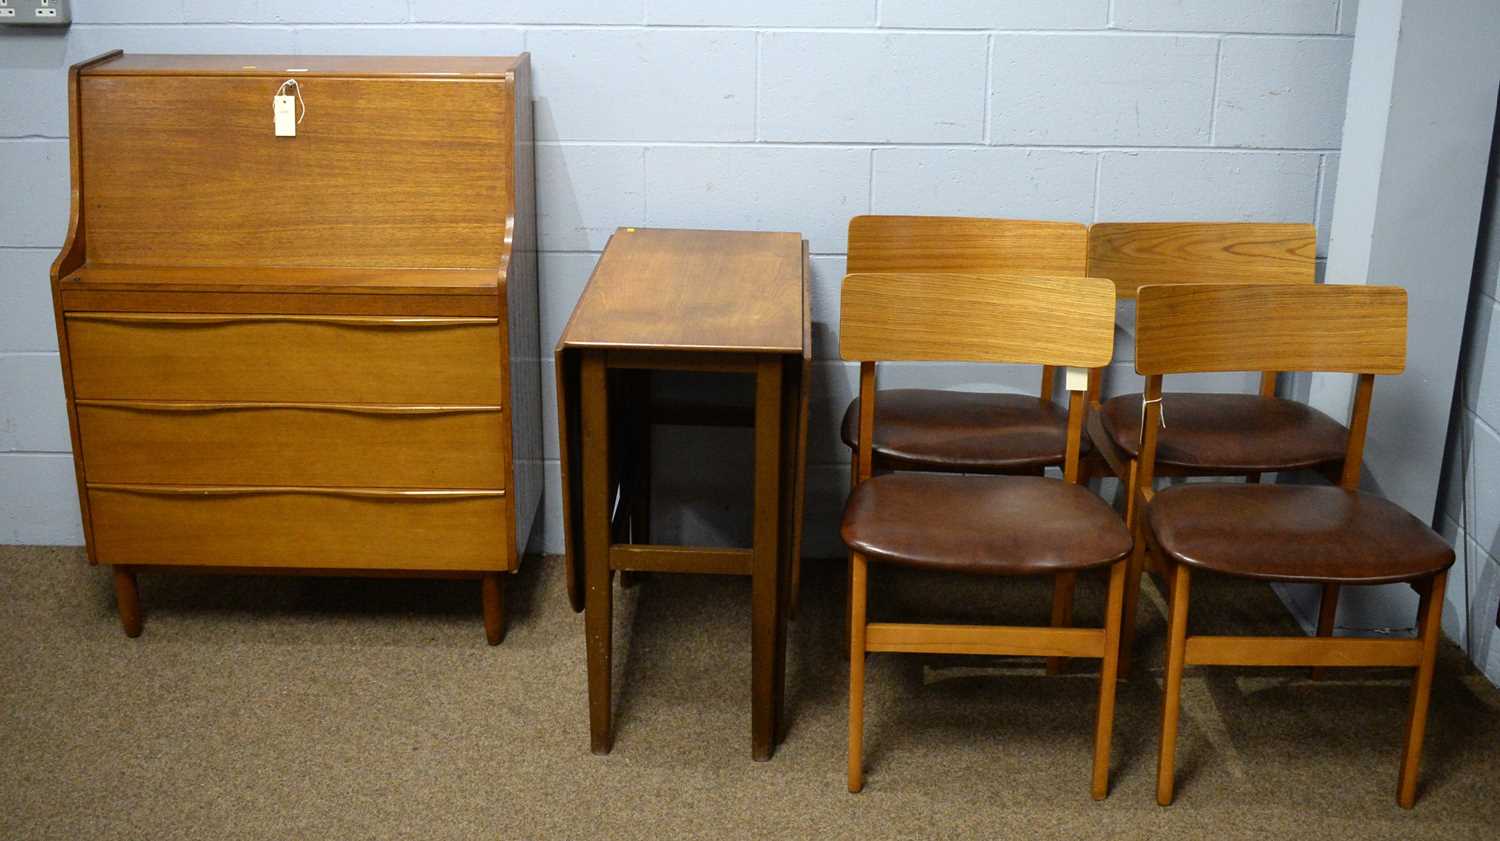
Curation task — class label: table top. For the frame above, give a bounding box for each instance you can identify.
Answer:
[557,228,805,355]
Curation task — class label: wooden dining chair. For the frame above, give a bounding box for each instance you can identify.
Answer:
[1131,283,1454,809]
[1080,222,1344,674]
[836,215,1090,667]
[840,271,1131,799]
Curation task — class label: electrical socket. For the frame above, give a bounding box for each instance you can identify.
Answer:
[0,0,69,26]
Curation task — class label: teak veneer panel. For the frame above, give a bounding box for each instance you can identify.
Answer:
[66,314,503,404]
[560,228,804,353]
[848,215,1088,276]
[839,272,1116,367]
[59,289,500,317]
[1087,222,1316,299]
[79,74,511,269]
[1134,284,1408,375]
[77,401,506,489]
[60,265,500,296]
[88,486,509,571]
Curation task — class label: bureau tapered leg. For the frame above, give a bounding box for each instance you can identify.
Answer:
[482,573,505,645]
[113,566,142,638]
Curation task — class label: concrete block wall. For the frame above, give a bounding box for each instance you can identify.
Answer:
[1,1,1354,552]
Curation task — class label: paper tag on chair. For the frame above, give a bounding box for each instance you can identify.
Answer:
[1064,366,1088,392]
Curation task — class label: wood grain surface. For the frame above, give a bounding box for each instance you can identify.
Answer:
[1088,222,1315,299]
[1134,284,1407,375]
[839,272,1116,367]
[848,215,1088,276]
[88,486,508,571]
[66,313,503,403]
[558,228,804,354]
[79,72,512,269]
[77,401,506,489]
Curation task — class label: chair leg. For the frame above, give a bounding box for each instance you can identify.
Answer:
[481,573,505,646]
[848,552,869,793]
[1310,583,1340,680]
[1118,520,1149,678]
[113,566,142,638]
[1122,459,1140,530]
[842,448,858,661]
[1156,562,1192,806]
[1046,572,1077,675]
[1092,559,1127,800]
[1397,569,1447,809]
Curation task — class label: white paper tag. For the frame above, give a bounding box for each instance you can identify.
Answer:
[1064,366,1088,392]
[274,95,296,137]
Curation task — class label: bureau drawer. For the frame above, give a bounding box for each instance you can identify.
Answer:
[88,486,511,571]
[66,313,503,404]
[77,401,507,489]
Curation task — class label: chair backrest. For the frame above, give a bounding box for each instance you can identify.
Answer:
[1088,222,1316,300]
[840,272,1116,485]
[1134,284,1406,376]
[848,215,1088,277]
[1131,283,1407,492]
[840,272,1116,367]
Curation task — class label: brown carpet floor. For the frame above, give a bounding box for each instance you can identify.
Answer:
[2,545,1498,840]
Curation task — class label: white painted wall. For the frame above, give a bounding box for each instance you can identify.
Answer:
[0,1,1354,553]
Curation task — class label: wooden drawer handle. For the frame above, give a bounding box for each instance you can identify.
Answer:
[67,312,497,328]
[89,484,505,500]
[76,400,503,416]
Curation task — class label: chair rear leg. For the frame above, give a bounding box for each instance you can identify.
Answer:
[1046,573,1077,675]
[1397,569,1447,809]
[1310,583,1340,680]
[842,448,857,660]
[1156,562,1192,806]
[1122,459,1140,530]
[848,552,869,793]
[1118,521,1149,677]
[1092,559,1127,799]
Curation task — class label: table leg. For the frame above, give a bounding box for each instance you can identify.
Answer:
[774,357,798,743]
[751,355,784,760]
[631,370,652,544]
[620,370,651,589]
[581,352,614,755]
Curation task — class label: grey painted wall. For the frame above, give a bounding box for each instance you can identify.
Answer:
[0,1,1357,555]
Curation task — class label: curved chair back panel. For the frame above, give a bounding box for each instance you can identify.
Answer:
[1134,283,1406,376]
[848,215,1088,276]
[839,272,1115,368]
[1089,222,1316,300]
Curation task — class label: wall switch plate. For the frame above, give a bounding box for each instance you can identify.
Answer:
[0,0,70,26]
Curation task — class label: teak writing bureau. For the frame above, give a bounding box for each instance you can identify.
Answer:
[49,52,541,643]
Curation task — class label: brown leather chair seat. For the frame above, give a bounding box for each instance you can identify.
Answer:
[1099,392,1348,472]
[841,389,1076,472]
[841,473,1131,576]
[1148,484,1454,585]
